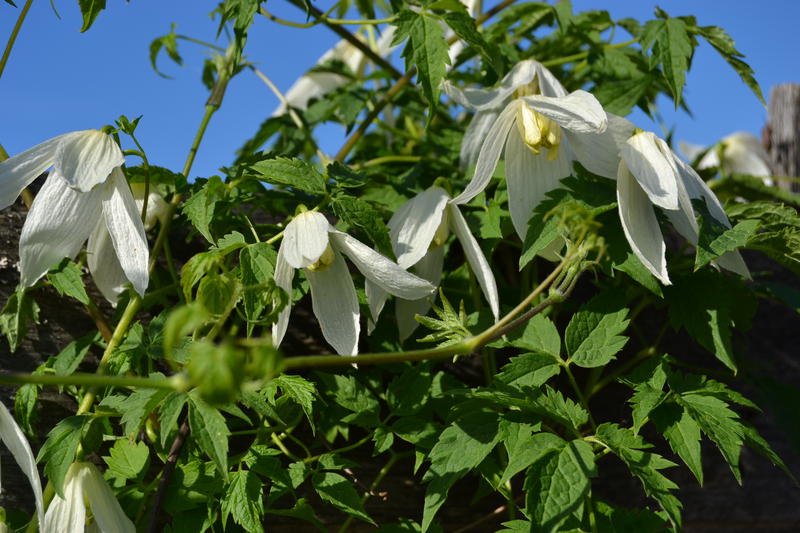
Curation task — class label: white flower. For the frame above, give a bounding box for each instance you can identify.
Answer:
[680,132,772,182]
[0,130,149,303]
[617,131,750,284]
[444,59,609,241]
[0,402,44,528]
[42,462,135,533]
[272,211,436,355]
[366,186,499,340]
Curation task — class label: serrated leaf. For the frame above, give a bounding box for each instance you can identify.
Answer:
[565,292,629,368]
[628,385,666,433]
[47,259,90,304]
[331,195,394,258]
[197,274,239,315]
[422,410,503,531]
[52,334,94,376]
[78,0,106,32]
[149,24,184,78]
[595,423,682,527]
[500,431,564,486]
[509,314,561,357]
[524,439,596,533]
[313,472,376,525]
[641,17,693,106]
[651,402,704,485]
[394,10,449,113]
[496,352,561,391]
[239,242,278,334]
[695,216,759,270]
[441,10,502,73]
[676,393,744,482]
[221,470,265,533]
[387,366,433,416]
[182,177,226,243]
[37,415,88,496]
[327,161,367,189]
[101,388,169,437]
[695,25,764,104]
[188,394,230,477]
[14,382,39,436]
[0,288,40,352]
[159,391,188,448]
[592,76,653,116]
[251,157,326,195]
[104,439,150,480]
[271,374,317,425]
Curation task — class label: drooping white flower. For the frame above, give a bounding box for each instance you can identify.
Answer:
[42,462,135,533]
[680,132,772,182]
[0,130,149,303]
[0,402,44,528]
[444,59,609,241]
[272,211,436,355]
[366,186,499,340]
[617,131,750,284]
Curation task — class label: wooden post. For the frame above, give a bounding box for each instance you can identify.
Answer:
[766,84,800,192]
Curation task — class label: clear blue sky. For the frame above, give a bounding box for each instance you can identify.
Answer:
[1,1,798,178]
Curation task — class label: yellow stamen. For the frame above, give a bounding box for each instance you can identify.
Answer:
[430,213,450,249]
[307,245,336,272]
[515,101,562,160]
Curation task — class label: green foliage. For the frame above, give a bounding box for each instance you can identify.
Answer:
[78,0,106,32]
[393,9,449,114]
[0,288,39,352]
[47,259,90,304]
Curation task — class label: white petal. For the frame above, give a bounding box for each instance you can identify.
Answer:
[0,403,44,527]
[42,463,86,533]
[568,113,635,179]
[389,187,449,269]
[19,172,103,288]
[0,133,65,210]
[621,132,680,210]
[130,183,170,230]
[697,146,721,170]
[55,130,124,192]
[447,204,499,320]
[330,232,435,299]
[617,162,670,285]
[451,103,517,205]
[281,211,331,269]
[83,463,136,533]
[722,132,771,177]
[460,109,498,171]
[504,124,570,240]
[271,249,295,348]
[101,168,149,297]
[306,249,360,356]
[532,61,568,98]
[396,246,445,341]
[678,140,706,163]
[87,219,128,304]
[522,90,607,134]
[365,280,388,334]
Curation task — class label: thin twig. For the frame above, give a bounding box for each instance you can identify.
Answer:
[146,419,191,533]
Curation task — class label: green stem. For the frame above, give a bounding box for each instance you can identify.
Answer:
[0,371,183,391]
[303,433,373,464]
[0,0,34,79]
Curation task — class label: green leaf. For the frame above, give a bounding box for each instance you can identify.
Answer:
[149,24,184,78]
[496,352,561,391]
[104,439,150,480]
[197,274,239,315]
[393,10,449,113]
[0,288,40,352]
[188,394,230,477]
[327,161,367,189]
[651,401,704,485]
[524,439,596,533]
[47,259,90,304]
[500,431,564,486]
[441,10,502,73]
[694,25,764,104]
[565,292,629,368]
[695,217,759,270]
[100,388,168,437]
[331,195,394,258]
[159,392,187,448]
[422,410,503,531]
[387,365,434,416]
[312,472,376,525]
[641,17,693,106]
[251,157,327,195]
[316,373,380,427]
[595,423,682,527]
[270,374,317,425]
[509,314,561,357]
[239,242,278,334]
[182,176,226,243]
[221,470,265,533]
[676,393,744,482]
[14,382,39,436]
[628,385,666,434]
[592,76,653,116]
[38,415,88,496]
[593,501,670,532]
[52,334,95,376]
[78,0,106,32]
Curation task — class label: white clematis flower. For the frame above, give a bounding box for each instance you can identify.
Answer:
[366,186,499,340]
[0,130,149,303]
[0,402,45,528]
[680,132,772,183]
[444,59,609,241]
[42,462,135,533]
[617,131,750,284]
[272,211,436,355]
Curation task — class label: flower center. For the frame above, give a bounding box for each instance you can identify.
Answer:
[430,212,450,250]
[306,244,336,272]
[515,101,561,161]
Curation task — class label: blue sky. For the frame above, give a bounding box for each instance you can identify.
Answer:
[1,1,798,178]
